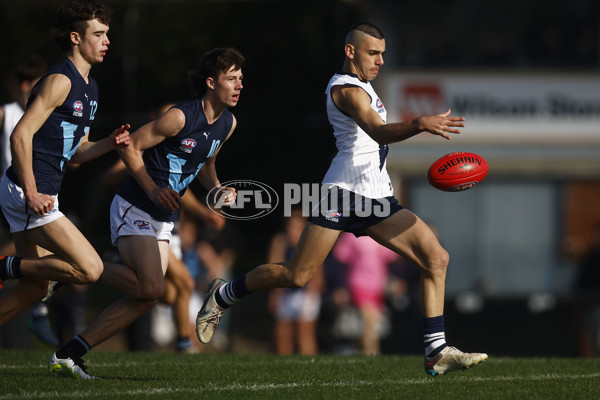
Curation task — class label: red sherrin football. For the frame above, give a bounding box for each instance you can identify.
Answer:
[427,152,488,192]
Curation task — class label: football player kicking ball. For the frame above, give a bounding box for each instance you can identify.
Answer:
[196,22,488,376]
[49,47,243,379]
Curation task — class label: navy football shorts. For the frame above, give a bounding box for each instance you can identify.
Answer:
[307,185,403,237]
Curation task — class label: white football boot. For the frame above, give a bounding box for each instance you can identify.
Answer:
[424,346,488,376]
[196,278,227,344]
[49,353,97,380]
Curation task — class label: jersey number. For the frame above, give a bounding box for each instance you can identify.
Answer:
[89,101,98,121]
[59,122,87,169]
[207,140,220,158]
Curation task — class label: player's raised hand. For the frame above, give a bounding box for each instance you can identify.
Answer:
[109,124,131,149]
[418,109,465,140]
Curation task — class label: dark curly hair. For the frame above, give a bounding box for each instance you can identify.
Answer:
[188,47,245,98]
[52,0,112,54]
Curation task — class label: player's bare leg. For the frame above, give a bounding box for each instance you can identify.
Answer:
[364,208,487,375]
[97,261,141,296]
[0,278,50,325]
[0,238,52,324]
[0,218,103,326]
[162,249,195,351]
[197,223,341,343]
[246,223,342,291]
[66,237,169,348]
[364,209,447,317]
[10,217,103,284]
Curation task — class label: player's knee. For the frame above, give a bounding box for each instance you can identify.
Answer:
[428,247,449,277]
[289,277,305,289]
[282,260,315,288]
[289,271,313,289]
[139,280,166,301]
[78,258,103,284]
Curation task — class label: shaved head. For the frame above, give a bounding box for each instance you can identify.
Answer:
[345,22,384,45]
[342,22,385,82]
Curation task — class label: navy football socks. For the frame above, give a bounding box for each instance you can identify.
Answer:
[0,256,22,280]
[57,335,91,359]
[423,315,448,357]
[214,273,250,309]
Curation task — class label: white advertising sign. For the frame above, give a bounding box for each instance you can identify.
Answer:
[379,72,600,144]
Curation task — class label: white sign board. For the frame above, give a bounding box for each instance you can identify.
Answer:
[379,72,600,144]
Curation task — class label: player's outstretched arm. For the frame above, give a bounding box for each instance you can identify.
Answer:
[334,86,464,145]
[70,124,131,164]
[371,109,464,145]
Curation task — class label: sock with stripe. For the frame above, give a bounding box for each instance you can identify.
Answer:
[56,335,91,359]
[423,315,448,357]
[214,273,250,309]
[0,256,22,280]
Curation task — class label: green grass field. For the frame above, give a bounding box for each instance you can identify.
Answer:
[1,350,599,399]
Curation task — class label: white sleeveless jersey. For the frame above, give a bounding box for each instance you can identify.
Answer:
[322,72,393,198]
[1,102,24,173]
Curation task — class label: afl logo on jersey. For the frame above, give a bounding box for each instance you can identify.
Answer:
[325,209,342,222]
[375,98,385,115]
[133,220,150,230]
[179,138,197,154]
[72,100,84,117]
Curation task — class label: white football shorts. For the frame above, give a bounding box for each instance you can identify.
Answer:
[110,195,174,246]
[275,289,322,322]
[0,173,64,233]
[170,233,182,260]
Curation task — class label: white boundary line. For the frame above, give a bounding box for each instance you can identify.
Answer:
[1,373,600,399]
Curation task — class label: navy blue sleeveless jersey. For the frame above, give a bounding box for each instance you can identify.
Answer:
[118,98,233,222]
[6,59,99,195]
